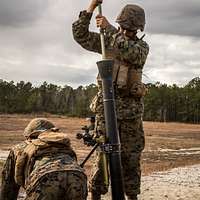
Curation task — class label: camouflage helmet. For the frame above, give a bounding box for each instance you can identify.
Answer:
[24,118,55,138]
[116,4,145,32]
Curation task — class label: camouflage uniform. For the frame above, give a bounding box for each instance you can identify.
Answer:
[72,5,149,199]
[0,118,87,200]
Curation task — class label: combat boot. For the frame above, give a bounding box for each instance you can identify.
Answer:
[127,195,138,200]
[91,192,101,200]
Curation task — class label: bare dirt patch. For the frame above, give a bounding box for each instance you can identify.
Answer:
[142,121,200,175]
[0,114,200,199]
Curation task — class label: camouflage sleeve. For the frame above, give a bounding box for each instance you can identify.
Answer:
[117,38,149,66]
[72,10,102,54]
[1,150,20,200]
[104,24,118,38]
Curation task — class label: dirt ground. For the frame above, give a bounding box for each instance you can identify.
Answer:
[0,114,200,200]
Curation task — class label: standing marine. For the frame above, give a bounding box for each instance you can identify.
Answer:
[0,118,87,200]
[72,0,149,199]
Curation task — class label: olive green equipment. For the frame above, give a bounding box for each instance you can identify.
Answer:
[76,120,109,187]
[77,2,129,199]
[97,2,125,199]
[77,2,125,199]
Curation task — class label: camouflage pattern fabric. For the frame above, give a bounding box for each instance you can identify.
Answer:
[24,118,55,138]
[116,4,146,32]
[25,171,87,200]
[1,142,27,200]
[89,151,109,195]
[72,11,149,90]
[1,130,87,200]
[119,119,145,196]
[90,119,144,195]
[72,10,149,198]
[90,90,145,196]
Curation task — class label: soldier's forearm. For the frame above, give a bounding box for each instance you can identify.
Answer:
[87,4,95,13]
[87,0,102,13]
[72,10,102,54]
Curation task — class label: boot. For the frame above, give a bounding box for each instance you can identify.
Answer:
[91,192,101,200]
[127,195,138,200]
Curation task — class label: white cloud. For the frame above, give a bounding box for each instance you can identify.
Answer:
[144,34,200,85]
[0,0,200,88]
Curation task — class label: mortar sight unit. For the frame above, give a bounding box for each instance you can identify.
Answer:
[76,117,96,146]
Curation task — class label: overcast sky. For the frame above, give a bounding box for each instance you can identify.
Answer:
[0,0,200,88]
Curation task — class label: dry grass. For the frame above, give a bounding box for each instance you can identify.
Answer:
[0,114,200,177]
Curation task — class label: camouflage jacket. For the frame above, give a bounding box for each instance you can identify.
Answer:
[72,11,149,119]
[1,131,84,200]
[72,10,149,86]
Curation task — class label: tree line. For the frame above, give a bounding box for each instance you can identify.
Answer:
[144,77,200,123]
[0,77,199,123]
[0,80,97,117]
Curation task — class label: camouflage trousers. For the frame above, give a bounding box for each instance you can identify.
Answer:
[90,94,145,197]
[25,171,87,200]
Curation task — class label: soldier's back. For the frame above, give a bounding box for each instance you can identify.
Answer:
[17,131,87,200]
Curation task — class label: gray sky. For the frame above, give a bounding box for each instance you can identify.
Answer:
[0,0,200,88]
